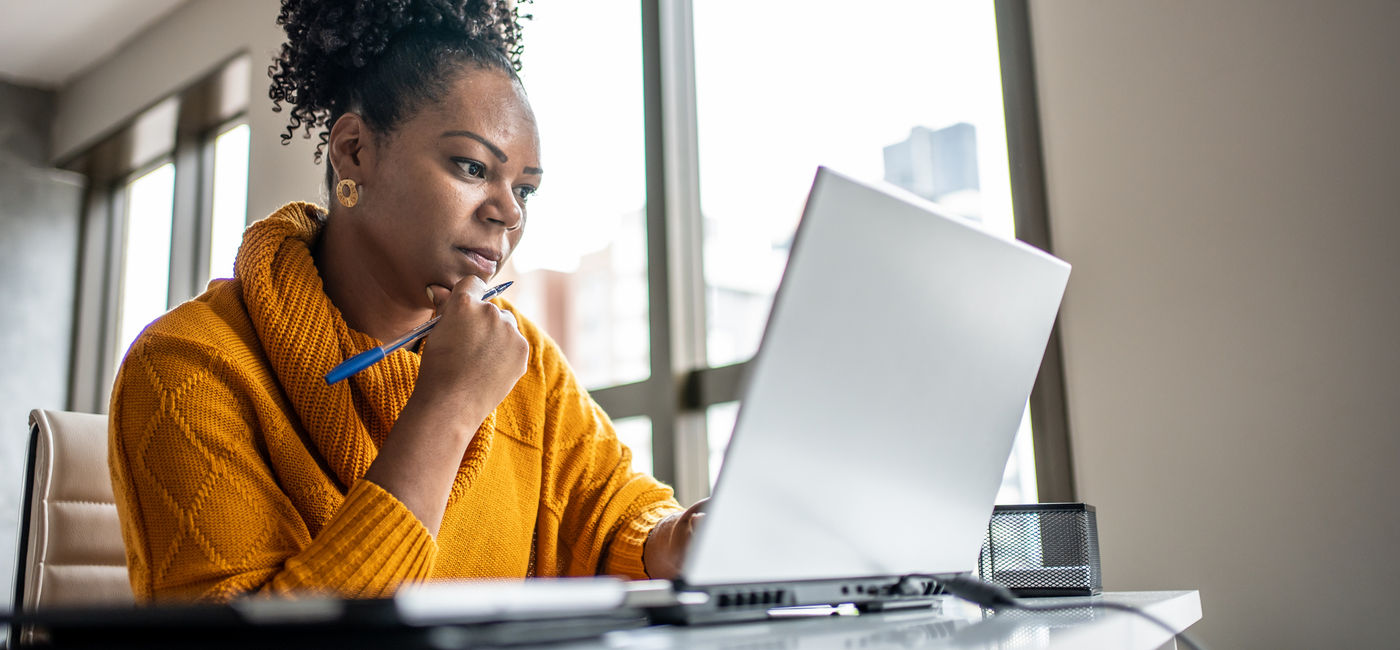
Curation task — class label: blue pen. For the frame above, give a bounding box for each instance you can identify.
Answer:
[324,281,514,384]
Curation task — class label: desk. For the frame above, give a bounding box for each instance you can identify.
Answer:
[16,590,1201,649]
[564,591,1202,650]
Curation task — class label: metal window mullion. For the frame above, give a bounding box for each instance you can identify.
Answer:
[589,380,651,419]
[641,0,676,491]
[683,362,748,410]
[995,0,1077,503]
[658,0,709,503]
[642,0,709,505]
[96,186,128,411]
[193,127,219,292]
[657,0,706,372]
[168,116,205,307]
[190,116,247,301]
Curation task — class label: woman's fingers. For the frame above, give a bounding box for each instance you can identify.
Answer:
[415,275,528,418]
[644,499,709,579]
[449,275,488,304]
[425,276,481,310]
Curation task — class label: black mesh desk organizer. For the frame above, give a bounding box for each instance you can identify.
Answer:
[977,503,1102,597]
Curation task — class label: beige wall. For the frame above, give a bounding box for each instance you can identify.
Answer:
[54,0,322,221]
[1030,1,1400,647]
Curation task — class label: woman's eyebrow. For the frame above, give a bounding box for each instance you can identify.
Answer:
[523,166,543,176]
[441,130,507,162]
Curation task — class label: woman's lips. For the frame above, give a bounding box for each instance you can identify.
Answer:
[455,246,499,276]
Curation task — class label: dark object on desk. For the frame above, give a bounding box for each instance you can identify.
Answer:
[977,503,1102,597]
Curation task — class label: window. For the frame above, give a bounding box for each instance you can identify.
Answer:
[106,119,252,378]
[695,3,1014,366]
[114,162,176,369]
[689,0,1037,504]
[998,408,1039,504]
[705,401,738,489]
[498,1,1065,506]
[208,123,251,281]
[508,0,650,390]
[613,416,654,476]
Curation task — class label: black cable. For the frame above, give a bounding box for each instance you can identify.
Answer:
[931,574,1209,650]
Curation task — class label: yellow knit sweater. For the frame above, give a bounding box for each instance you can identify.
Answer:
[108,202,681,602]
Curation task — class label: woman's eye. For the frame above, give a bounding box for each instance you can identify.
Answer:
[516,186,537,203]
[456,159,485,178]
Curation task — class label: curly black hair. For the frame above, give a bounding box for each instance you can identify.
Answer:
[267,0,533,167]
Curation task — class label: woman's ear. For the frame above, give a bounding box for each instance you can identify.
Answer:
[327,113,377,184]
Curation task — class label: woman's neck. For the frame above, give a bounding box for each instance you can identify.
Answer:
[314,215,432,344]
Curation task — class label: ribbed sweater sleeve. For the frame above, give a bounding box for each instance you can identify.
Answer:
[532,332,683,579]
[109,333,437,602]
[260,479,437,598]
[601,498,680,579]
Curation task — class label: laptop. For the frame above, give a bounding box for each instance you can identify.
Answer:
[655,166,1071,623]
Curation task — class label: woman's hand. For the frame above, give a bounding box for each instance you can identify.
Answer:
[417,276,530,427]
[364,276,528,536]
[643,499,707,579]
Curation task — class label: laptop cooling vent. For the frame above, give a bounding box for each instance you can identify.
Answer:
[715,589,789,609]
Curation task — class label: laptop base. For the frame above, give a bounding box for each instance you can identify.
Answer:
[651,574,954,625]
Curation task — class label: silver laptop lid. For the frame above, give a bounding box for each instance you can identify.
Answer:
[682,167,1070,586]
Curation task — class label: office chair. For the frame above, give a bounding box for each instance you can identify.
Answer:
[11,409,133,645]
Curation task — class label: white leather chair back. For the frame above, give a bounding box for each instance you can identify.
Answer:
[14,409,133,615]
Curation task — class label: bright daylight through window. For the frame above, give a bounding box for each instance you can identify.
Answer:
[693,1,1037,504]
[208,123,251,282]
[115,163,176,372]
[505,1,651,393]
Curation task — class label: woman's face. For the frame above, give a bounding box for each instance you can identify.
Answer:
[345,65,541,309]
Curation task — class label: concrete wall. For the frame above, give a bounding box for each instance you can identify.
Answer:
[1029,1,1400,647]
[0,79,83,640]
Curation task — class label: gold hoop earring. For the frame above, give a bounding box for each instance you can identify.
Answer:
[336,178,360,208]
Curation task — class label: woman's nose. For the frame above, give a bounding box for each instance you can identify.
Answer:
[479,183,523,231]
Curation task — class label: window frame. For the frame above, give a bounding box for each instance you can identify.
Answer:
[994,0,1076,502]
[202,119,254,284]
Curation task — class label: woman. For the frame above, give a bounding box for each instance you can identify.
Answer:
[108,0,701,602]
